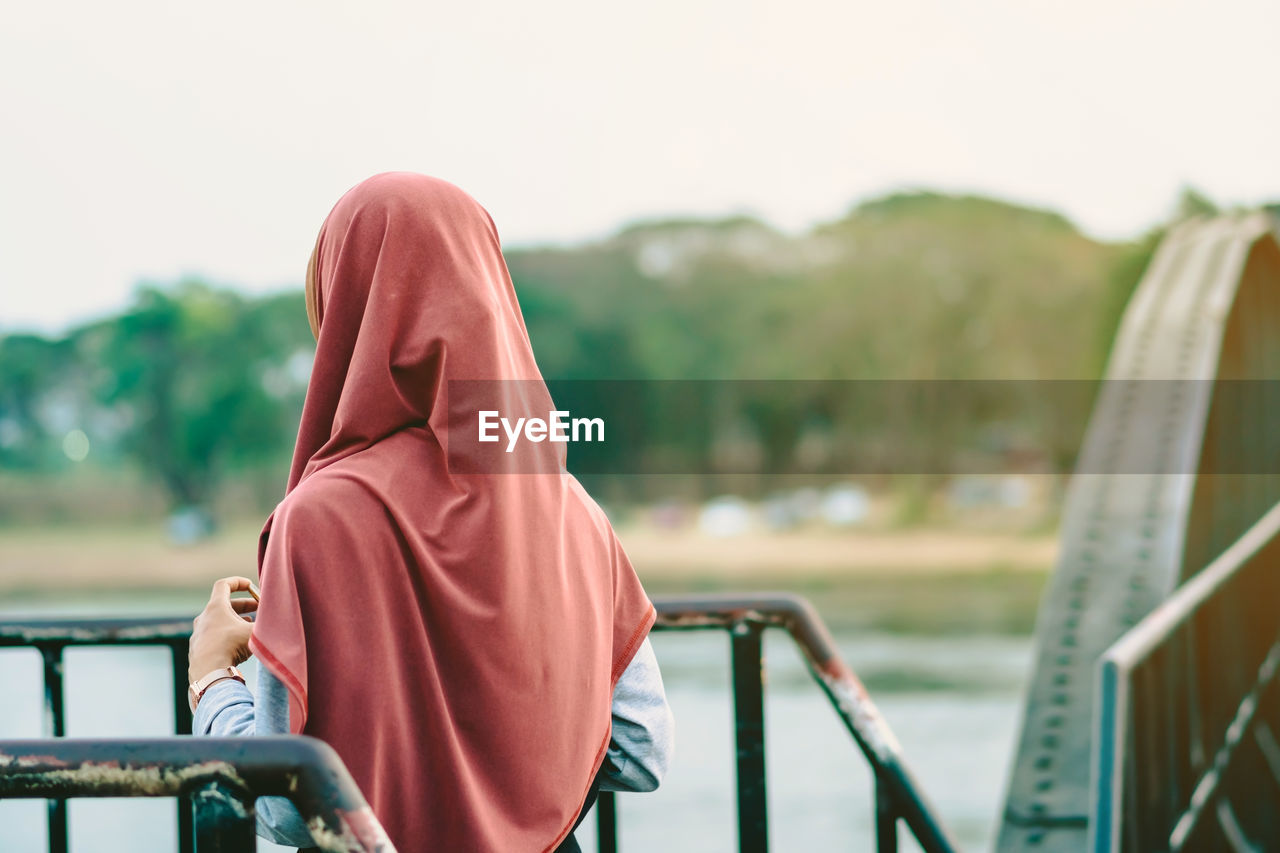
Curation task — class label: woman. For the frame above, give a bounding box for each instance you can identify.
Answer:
[187,173,674,852]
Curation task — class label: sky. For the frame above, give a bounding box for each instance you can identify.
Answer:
[3,0,1279,333]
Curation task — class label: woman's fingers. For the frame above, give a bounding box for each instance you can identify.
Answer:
[190,581,258,681]
[208,577,261,618]
[211,577,256,600]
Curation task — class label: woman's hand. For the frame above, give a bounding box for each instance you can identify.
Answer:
[188,576,259,683]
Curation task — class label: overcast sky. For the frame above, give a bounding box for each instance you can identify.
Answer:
[4,0,1279,332]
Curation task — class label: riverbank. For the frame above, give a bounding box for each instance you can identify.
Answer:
[0,522,1053,633]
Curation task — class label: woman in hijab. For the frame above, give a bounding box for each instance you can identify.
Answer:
[186,173,674,852]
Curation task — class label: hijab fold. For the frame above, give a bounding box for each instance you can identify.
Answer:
[249,173,656,852]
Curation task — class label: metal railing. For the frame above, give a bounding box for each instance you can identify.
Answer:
[637,595,957,853]
[0,737,390,852]
[0,593,958,852]
[0,614,197,852]
[1091,500,1280,852]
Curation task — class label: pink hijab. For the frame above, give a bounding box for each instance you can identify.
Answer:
[249,173,656,851]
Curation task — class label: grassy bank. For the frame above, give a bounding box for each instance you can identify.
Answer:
[0,523,1053,635]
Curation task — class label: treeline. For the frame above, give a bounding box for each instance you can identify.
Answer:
[0,191,1163,521]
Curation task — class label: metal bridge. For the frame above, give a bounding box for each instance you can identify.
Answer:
[999,213,1280,853]
[3,213,1280,851]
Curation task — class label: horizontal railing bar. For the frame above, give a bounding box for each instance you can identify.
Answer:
[0,617,194,647]
[653,594,839,665]
[0,736,392,853]
[1104,501,1280,669]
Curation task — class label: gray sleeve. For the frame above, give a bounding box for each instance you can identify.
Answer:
[599,637,675,792]
[191,677,254,737]
[192,668,315,848]
[253,666,317,848]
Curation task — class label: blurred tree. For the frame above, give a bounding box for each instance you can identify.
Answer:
[506,193,1129,493]
[0,187,1209,517]
[0,333,74,469]
[74,281,307,515]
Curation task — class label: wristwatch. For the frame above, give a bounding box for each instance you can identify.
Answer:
[188,665,246,713]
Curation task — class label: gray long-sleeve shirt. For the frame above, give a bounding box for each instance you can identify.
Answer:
[193,637,673,848]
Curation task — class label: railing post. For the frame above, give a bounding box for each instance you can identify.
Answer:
[596,790,618,853]
[192,780,256,853]
[731,621,768,853]
[172,643,195,853]
[1091,656,1125,853]
[39,645,68,853]
[875,774,899,853]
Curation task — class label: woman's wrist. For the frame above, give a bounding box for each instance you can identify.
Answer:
[188,665,247,713]
[189,656,234,684]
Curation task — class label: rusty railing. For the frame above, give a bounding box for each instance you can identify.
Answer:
[0,593,958,852]
[0,736,391,852]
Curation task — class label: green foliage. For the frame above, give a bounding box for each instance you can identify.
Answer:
[0,190,1174,518]
[0,333,75,469]
[507,192,1144,480]
[60,282,310,511]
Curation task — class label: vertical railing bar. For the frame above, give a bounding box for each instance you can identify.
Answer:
[40,644,69,853]
[172,642,193,735]
[596,790,618,853]
[1090,655,1126,853]
[172,642,195,853]
[875,774,899,853]
[191,780,257,853]
[731,621,767,853]
[1162,642,1181,839]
